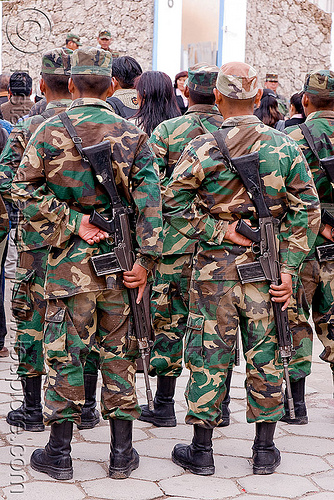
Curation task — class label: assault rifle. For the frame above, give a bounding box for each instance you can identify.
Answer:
[213,131,295,420]
[84,140,154,411]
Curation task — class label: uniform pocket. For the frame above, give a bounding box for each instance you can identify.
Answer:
[184,312,204,368]
[44,306,68,361]
[151,282,172,330]
[11,268,35,321]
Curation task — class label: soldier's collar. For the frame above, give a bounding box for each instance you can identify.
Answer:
[69,97,113,111]
[46,99,72,110]
[185,104,220,115]
[306,110,334,121]
[222,115,261,127]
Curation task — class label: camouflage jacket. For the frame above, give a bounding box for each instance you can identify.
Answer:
[12,97,163,299]
[0,99,71,204]
[287,110,334,252]
[149,104,224,255]
[163,114,320,282]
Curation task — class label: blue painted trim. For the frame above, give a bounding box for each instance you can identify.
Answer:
[152,0,159,70]
[217,0,225,67]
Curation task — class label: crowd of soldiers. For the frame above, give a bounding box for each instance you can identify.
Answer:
[0,35,332,484]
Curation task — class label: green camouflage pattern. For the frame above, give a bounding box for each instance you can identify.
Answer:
[99,29,111,39]
[148,105,224,376]
[71,48,112,76]
[41,48,72,75]
[277,94,289,117]
[185,279,284,426]
[66,33,82,45]
[303,70,334,97]
[187,64,219,94]
[286,110,334,378]
[163,114,321,425]
[216,62,258,99]
[12,97,163,300]
[44,289,140,425]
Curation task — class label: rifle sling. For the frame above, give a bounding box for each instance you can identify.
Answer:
[299,122,334,165]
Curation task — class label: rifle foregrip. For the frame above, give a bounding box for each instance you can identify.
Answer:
[236,219,261,242]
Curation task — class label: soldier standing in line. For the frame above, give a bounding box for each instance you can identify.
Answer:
[64,32,82,51]
[283,70,334,423]
[163,62,320,475]
[11,47,163,480]
[264,73,289,117]
[0,48,101,432]
[139,64,234,428]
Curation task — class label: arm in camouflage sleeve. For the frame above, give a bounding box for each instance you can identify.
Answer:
[11,126,85,250]
[162,141,229,245]
[0,122,28,202]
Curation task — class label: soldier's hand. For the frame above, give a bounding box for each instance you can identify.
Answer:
[224,220,253,246]
[269,272,292,311]
[78,215,109,245]
[123,263,147,304]
[320,223,334,242]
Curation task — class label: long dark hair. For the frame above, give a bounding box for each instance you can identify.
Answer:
[254,88,284,128]
[134,71,181,135]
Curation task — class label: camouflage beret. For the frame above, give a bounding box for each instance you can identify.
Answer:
[303,69,334,98]
[71,48,112,76]
[41,48,72,76]
[187,63,219,94]
[98,29,111,39]
[66,33,82,46]
[265,73,278,82]
[216,62,258,100]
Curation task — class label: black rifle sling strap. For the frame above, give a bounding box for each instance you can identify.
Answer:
[59,111,88,160]
[299,122,334,164]
[212,128,236,173]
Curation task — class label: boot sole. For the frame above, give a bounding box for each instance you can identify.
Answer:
[30,456,73,480]
[77,416,100,430]
[108,453,139,479]
[253,455,281,475]
[138,414,176,427]
[6,416,45,432]
[171,449,215,475]
[280,415,308,425]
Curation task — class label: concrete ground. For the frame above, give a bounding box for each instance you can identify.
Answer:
[0,280,334,500]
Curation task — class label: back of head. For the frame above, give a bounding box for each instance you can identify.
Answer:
[290,91,304,116]
[254,88,283,126]
[134,71,181,135]
[0,74,10,93]
[9,72,32,96]
[187,63,219,105]
[41,48,72,96]
[112,56,142,89]
[70,47,112,97]
[303,69,334,110]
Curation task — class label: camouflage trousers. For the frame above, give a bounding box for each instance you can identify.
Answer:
[185,279,284,428]
[288,258,334,381]
[12,249,99,378]
[43,288,140,425]
[149,253,192,377]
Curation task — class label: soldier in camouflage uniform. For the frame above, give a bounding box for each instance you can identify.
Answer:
[1,48,100,432]
[283,70,334,424]
[264,73,289,117]
[139,64,231,428]
[163,62,320,476]
[12,47,163,481]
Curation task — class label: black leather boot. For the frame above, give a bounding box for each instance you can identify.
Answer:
[281,378,308,425]
[139,376,177,427]
[77,374,100,430]
[109,419,139,479]
[172,425,215,475]
[252,422,281,475]
[6,376,44,432]
[218,368,232,427]
[30,421,73,480]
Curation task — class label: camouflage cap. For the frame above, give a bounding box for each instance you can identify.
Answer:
[303,69,334,97]
[98,29,111,39]
[216,61,258,99]
[187,63,219,94]
[66,32,82,46]
[41,48,72,76]
[71,47,112,76]
[265,73,278,82]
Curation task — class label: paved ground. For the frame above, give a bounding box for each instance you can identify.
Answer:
[0,280,334,500]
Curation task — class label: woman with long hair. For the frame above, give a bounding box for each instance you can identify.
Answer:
[133,71,181,136]
[254,88,285,130]
[174,70,188,114]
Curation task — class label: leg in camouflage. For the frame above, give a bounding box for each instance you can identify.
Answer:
[140,254,192,426]
[171,279,283,475]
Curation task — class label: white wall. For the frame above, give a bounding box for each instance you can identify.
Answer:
[221,0,247,63]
